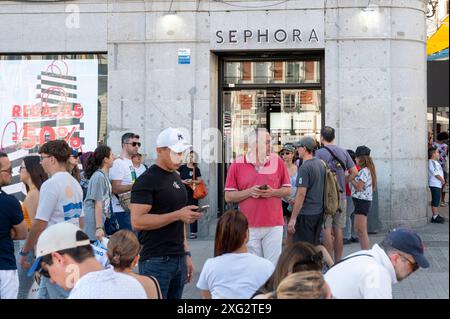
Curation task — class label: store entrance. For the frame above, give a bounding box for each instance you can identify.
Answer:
[218,53,324,214]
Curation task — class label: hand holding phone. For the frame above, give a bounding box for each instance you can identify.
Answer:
[196,205,210,213]
[259,185,268,190]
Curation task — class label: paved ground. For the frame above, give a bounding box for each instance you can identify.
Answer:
[182,201,449,299]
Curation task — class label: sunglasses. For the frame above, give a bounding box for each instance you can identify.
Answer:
[281,152,293,156]
[125,142,141,147]
[39,267,50,278]
[399,254,419,272]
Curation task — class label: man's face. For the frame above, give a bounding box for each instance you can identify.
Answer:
[132,155,142,166]
[391,252,419,281]
[0,157,13,186]
[39,153,54,175]
[250,132,271,161]
[297,146,307,159]
[123,137,140,157]
[41,253,78,291]
[158,147,183,171]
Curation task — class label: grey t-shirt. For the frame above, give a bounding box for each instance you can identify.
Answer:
[296,157,325,216]
[83,170,112,241]
[315,145,355,199]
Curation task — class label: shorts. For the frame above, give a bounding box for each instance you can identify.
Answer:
[323,198,347,229]
[352,197,372,216]
[430,186,441,207]
[282,200,291,218]
[293,213,324,245]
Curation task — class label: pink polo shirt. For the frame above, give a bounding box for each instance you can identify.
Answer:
[224,153,291,227]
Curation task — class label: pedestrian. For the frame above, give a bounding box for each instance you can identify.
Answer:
[79,151,94,200]
[27,223,147,299]
[67,148,82,183]
[19,140,83,299]
[265,271,332,299]
[252,241,333,299]
[428,146,446,223]
[130,127,202,299]
[288,136,325,246]
[315,126,358,261]
[131,153,148,178]
[16,155,47,299]
[0,152,28,299]
[432,132,449,206]
[224,128,291,266]
[343,149,359,244]
[280,143,298,247]
[107,230,162,299]
[83,145,115,241]
[324,227,429,299]
[350,145,377,250]
[197,210,274,299]
[110,132,141,230]
[179,150,204,239]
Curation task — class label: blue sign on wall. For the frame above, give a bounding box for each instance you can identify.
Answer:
[178,48,191,64]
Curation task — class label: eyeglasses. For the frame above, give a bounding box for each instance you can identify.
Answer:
[399,254,419,272]
[281,152,292,156]
[125,142,141,147]
[40,155,52,162]
[0,166,12,174]
[19,166,26,171]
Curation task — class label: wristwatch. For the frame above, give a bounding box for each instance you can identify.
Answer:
[184,251,191,257]
[19,249,30,257]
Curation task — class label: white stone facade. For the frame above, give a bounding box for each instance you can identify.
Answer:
[0,0,429,232]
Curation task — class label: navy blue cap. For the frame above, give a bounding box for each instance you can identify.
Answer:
[70,149,82,157]
[384,228,430,268]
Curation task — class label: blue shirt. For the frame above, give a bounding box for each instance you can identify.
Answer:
[0,190,24,270]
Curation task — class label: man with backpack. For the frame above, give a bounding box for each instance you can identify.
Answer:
[288,136,325,245]
[316,126,358,262]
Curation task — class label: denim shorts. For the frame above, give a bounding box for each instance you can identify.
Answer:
[353,197,372,216]
[430,186,441,207]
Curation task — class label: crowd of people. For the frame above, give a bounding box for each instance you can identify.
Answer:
[0,125,447,299]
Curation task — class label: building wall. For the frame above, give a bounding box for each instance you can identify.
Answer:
[0,0,429,232]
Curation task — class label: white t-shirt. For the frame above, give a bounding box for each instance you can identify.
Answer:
[134,164,147,178]
[196,252,274,299]
[351,167,373,201]
[35,171,84,227]
[68,267,147,299]
[109,157,135,213]
[324,244,397,299]
[429,159,444,188]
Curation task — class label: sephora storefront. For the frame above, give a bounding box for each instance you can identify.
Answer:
[0,0,429,233]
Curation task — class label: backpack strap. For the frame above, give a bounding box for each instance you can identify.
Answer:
[149,276,163,299]
[323,146,347,171]
[329,253,374,270]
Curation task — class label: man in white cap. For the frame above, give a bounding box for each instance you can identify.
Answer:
[27,223,146,299]
[130,128,203,299]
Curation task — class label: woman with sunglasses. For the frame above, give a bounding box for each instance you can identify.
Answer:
[280,144,298,247]
[17,155,47,299]
[67,149,81,183]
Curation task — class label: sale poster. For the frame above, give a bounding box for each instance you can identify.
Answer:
[0,59,99,199]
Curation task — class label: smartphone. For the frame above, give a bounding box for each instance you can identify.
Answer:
[196,205,210,213]
[259,185,268,190]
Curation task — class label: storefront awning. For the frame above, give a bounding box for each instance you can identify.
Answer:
[427,16,449,57]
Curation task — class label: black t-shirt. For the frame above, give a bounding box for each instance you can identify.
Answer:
[131,164,188,260]
[0,190,24,270]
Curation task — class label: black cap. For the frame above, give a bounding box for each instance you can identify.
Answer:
[355,145,371,157]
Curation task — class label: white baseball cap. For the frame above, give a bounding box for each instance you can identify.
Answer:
[27,223,90,277]
[156,128,191,153]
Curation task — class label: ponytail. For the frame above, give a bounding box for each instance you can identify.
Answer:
[84,145,111,180]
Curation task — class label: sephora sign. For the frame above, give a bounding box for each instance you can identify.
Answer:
[215,28,320,45]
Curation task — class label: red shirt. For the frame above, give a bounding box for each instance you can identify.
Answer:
[224,153,291,227]
[345,165,361,196]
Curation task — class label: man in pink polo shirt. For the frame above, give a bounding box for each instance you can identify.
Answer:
[224,129,291,266]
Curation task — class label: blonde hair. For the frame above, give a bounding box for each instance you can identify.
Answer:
[107,230,140,270]
[268,271,329,299]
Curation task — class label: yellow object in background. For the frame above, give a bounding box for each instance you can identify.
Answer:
[427,16,449,56]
